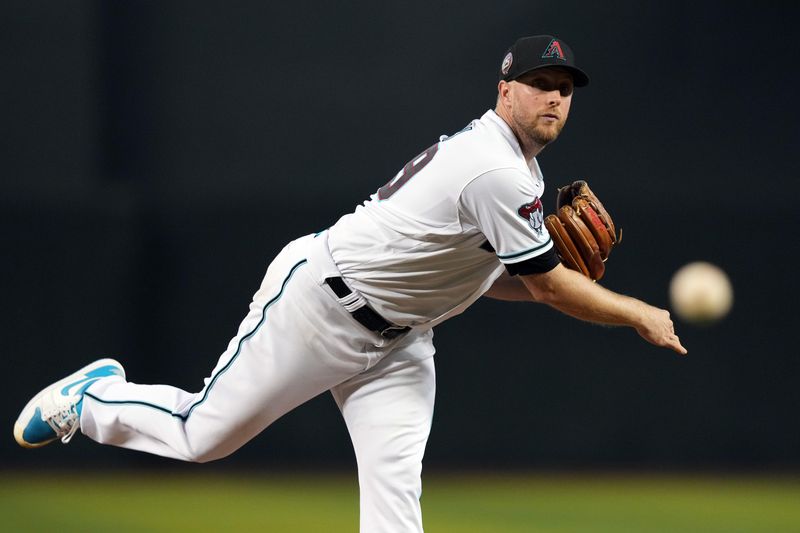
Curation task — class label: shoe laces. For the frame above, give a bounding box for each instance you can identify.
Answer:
[42,400,81,444]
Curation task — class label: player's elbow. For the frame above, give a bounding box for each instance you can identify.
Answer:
[521,278,555,303]
[520,267,564,304]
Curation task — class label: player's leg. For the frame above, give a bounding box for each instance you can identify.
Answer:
[18,235,375,462]
[331,335,436,533]
[81,250,374,461]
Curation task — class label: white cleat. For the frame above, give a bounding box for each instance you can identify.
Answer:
[14,358,125,448]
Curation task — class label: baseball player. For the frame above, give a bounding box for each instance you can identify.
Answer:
[14,35,686,532]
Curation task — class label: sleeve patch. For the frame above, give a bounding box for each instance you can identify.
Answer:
[517,196,545,237]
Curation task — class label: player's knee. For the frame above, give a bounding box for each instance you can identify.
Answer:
[179,417,258,463]
[183,444,232,463]
[182,435,238,463]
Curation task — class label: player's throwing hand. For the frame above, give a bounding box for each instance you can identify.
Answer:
[634,306,687,355]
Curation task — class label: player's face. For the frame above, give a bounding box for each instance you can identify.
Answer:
[507,68,573,147]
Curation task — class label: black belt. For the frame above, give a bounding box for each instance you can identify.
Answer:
[324,277,410,340]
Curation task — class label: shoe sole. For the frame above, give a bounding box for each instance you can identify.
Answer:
[13,358,125,448]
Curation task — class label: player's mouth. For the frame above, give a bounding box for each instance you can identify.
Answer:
[540,113,560,122]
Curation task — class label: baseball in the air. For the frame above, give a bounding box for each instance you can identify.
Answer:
[669,261,733,324]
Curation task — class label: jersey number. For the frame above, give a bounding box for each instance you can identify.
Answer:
[377,143,439,200]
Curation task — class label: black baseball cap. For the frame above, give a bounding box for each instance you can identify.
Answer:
[499,35,589,87]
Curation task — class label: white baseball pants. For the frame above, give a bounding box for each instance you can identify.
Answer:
[80,232,436,532]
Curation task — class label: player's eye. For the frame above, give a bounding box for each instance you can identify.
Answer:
[529,79,547,90]
[558,83,573,97]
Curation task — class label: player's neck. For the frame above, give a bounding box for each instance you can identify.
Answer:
[493,106,544,163]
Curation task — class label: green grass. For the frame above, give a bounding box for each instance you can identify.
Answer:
[2,471,799,532]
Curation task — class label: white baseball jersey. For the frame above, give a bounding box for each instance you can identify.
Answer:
[328,109,557,327]
[42,109,558,533]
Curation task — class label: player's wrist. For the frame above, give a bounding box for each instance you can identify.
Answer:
[628,300,661,331]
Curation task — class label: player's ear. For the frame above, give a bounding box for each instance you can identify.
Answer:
[497,80,511,105]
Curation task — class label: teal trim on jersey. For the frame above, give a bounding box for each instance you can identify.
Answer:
[84,258,309,422]
[497,237,553,260]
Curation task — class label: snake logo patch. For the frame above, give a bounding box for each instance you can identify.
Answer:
[518,197,544,236]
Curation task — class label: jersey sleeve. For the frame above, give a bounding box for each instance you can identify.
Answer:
[458,168,556,271]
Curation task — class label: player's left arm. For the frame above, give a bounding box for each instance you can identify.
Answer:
[519,263,687,355]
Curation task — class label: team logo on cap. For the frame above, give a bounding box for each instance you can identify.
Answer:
[518,197,544,236]
[501,52,513,76]
[541,39,566,61]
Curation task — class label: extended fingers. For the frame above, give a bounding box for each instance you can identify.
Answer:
[663,314,687,355]
[637,310,688,355]
[668,334,688,356]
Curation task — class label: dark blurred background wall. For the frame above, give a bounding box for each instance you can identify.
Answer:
[3,0,798,471]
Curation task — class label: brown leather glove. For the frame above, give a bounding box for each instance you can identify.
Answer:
[544,180,618,281]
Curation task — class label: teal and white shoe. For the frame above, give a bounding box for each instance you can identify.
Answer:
[14,358,125,448]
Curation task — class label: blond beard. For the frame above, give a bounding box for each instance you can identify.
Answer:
[529,121,564,146]
[512,108,565,148]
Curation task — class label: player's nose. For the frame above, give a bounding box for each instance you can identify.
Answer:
[545,89,562,104]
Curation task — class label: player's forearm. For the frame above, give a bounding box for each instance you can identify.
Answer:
[523,264,687,354]
[521,265,647,328]
[551,286,649,327]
